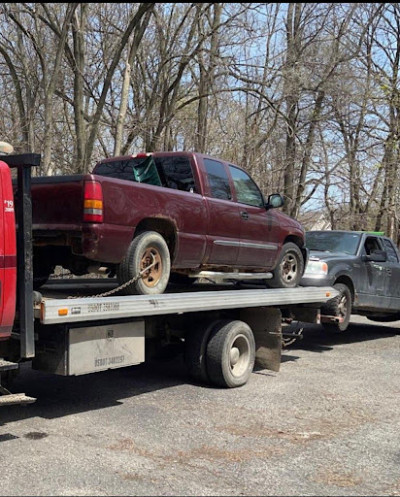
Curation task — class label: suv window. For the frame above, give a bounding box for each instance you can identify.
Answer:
[382,238,399,262]
[228,165,264,207]
[204,158,232,200]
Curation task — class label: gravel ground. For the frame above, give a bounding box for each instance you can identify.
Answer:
[0,315,399,496]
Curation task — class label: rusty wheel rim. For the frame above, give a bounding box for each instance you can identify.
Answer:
[140,246,162,287]
[280,252,298,283]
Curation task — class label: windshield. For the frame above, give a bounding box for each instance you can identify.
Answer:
[305,231,361,255]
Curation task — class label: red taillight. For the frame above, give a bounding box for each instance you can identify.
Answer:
[83,180,103,222]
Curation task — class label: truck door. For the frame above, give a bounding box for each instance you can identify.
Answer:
[202,158,240,265]
[0,160,17,339]
[228,165,278,267]
[358,236,389,307]
[380,237,400,310]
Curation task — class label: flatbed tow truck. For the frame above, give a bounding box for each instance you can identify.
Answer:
[0,150,337,406]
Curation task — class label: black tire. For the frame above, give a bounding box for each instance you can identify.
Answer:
[184,319,229,384]
[268,242,304,288]
[206,320,255,388]
[117,231,171,295]
[321,282,352,332]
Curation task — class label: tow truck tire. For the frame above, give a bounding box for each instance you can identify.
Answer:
[117,231,171,295]
[184,319,229,384]
[268,242,304,288]
[321,282,352,332]
[206,320,255,388]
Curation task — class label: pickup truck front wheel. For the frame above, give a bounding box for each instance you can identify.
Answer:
[321,283,352,332]
[117,231,171,295]
[268,242,304,288]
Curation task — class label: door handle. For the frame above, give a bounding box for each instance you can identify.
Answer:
[240,211,249,220]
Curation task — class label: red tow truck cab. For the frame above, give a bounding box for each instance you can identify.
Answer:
[0,159,17,339]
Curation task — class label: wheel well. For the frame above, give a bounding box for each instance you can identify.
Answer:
[334,276,354,302]
[284,235,306,261]
[135,218,176,257]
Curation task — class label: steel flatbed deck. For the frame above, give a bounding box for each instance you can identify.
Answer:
[36,279,337,325]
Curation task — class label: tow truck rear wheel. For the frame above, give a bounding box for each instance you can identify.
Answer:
[117,231,171,295]
[206,320,255,388]
[321,282,352,332]
[184,319,228,384]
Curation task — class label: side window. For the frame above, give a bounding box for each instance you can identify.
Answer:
[155,157,196,192]
[363,237,381,255]
[382,238,399,262]
[204,158,232,200]
[228,165,264,207]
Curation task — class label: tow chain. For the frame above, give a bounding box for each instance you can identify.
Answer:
[65,256,158,299]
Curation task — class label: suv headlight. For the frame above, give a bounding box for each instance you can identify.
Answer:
[304,259,328,276]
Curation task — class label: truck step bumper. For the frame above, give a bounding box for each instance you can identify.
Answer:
[0,393,36,406]
[0,359,19,372]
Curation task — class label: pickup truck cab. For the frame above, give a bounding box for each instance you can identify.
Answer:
[30,152,306,295]
[300,230,400,331]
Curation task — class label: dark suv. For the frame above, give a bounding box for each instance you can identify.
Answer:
[300,230,400,331]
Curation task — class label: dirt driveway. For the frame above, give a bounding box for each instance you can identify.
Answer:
[0,315,399,496]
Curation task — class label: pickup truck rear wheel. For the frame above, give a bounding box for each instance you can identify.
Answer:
[117,231,171,295]
[206,320,255,388]
[268,242,304,288]
[321,282,352,332]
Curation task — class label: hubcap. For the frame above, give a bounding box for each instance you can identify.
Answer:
[140,246,162,287]
[280,252,298,283]
[229,334,250,377]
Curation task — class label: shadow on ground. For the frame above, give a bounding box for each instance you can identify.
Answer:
[0,355,192,426]
[283,318,400,356]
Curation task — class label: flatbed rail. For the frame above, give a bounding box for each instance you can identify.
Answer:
[37,286,337,324]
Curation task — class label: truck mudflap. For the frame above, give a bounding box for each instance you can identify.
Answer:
[240,307,282,372]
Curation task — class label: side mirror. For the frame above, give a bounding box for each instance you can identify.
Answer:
[361,250,387,263]
[265,193,285,210]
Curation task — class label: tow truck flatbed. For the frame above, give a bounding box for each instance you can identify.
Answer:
[36,280,336,325]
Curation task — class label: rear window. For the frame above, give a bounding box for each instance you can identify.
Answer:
[94,156,196,192]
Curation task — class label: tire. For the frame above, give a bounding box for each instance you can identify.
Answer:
[321,282,352,332]
[206,320,255,388]
[184,319,229,384]
[117,231,171,295]
[268,242,304,288]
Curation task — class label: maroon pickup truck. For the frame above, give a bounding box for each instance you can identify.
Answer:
[30,151,307,295]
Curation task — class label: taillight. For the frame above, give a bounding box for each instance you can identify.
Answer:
[83,180,103,222]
